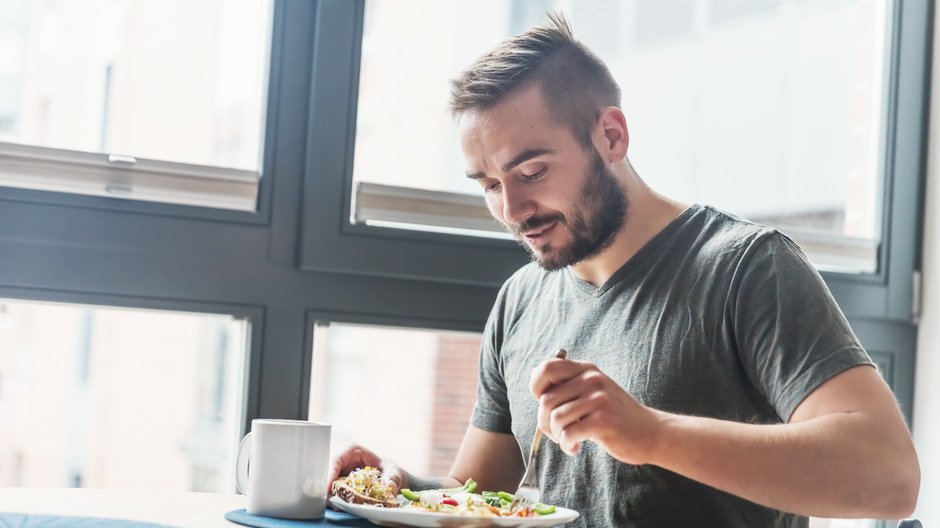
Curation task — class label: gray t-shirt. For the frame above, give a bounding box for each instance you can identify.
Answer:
[471,204,873,527]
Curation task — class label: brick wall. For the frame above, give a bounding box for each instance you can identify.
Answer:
[428,333,482,476]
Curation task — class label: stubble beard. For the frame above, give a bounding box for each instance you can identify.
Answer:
[511,150,629,271]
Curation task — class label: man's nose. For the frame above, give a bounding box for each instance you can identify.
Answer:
[501,183,535,225]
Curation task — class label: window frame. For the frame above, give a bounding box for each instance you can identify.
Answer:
[0,0,501,462]
[299,0,931,323]
[0,0,929,487]
[299,0,528,288]
[0,1,283,226]
[0,142,261,211]
[822,0,932,322]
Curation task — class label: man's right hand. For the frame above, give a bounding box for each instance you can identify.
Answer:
[327,444,407,496]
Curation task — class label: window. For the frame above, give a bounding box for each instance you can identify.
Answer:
[0,0,273,210]
[350,0,888,273]
[0,299,248,492]
[0,0,928,519]
[308,322,481,476]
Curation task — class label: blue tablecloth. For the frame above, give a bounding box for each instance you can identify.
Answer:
[0,508,372,527]
[0,512,175,527]
[224,509,372,527]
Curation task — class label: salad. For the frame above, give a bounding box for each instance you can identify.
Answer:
[399,478,557,518]
[332,468,558,518]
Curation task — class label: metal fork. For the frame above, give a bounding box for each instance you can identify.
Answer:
[510,348,568,513]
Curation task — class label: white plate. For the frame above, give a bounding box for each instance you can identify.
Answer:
[329,496,579,528]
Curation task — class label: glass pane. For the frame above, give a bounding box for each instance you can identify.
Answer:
[0,0,272,171]
[308,323,481,476]
[0,299,248,492]
[352,0,888,272]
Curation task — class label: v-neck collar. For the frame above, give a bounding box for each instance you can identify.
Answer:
[564,204,702,298]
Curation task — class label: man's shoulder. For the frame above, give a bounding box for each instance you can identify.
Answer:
[684,205,817,287]
[693,204,784,256]
[698,204,777,239]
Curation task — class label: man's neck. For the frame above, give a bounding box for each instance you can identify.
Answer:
[569,174,689,288]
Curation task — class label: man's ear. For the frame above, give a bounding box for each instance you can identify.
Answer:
[594,107,629,163]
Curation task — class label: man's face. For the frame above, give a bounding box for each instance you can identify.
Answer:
[459,86,627,271]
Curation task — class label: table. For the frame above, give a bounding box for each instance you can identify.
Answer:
[0,487,247,528]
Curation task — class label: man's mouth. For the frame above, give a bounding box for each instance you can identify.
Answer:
[523,222,558,246]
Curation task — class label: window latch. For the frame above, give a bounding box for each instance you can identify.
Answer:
[107,154,137,165]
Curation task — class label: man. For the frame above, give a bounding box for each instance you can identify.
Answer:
[329,14,920,526]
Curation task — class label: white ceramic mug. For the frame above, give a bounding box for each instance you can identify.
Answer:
[235,419,331,519]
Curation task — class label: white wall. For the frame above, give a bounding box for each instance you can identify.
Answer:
[911,6,940,524]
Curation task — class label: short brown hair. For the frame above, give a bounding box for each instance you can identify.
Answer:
[449,13,621,149]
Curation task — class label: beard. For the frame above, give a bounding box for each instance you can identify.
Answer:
[510,150,629,271]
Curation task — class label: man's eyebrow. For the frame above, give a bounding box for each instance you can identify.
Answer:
[465,148,555,180]
[502,148,554,172]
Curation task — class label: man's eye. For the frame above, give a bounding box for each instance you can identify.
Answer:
[521,168,547,181]
[484,181,501,192]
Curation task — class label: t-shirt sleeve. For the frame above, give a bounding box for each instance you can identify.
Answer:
[731,232,874,421]
[470,285,513,434]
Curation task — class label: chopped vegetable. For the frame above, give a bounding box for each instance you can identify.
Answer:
[393,478,561,518]
[534,503,557,515]
[438,478,477,495]
[399,489,420,502]
[483,495,503,507]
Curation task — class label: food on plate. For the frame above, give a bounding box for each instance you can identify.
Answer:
[330,466,397,508]
[331,470,561,518]
[399,487,557,517]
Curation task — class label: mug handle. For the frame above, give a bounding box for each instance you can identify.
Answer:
[235,432,253,495]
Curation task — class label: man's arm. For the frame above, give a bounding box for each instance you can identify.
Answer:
[328,425,524,495]
[649,365,919,518]
[447,425,526,493]
[399,425,524,492]
[533,360,920,519]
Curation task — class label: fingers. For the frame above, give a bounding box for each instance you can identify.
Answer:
[535,372,593,441]
[529,358,597,399]
[327,444,380,490]
[381,461,404,494]
[535,366,608,436]
[557,412,602,455]
[326,443,404,502]
[534,368,614,456]
[549,395,597,438]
